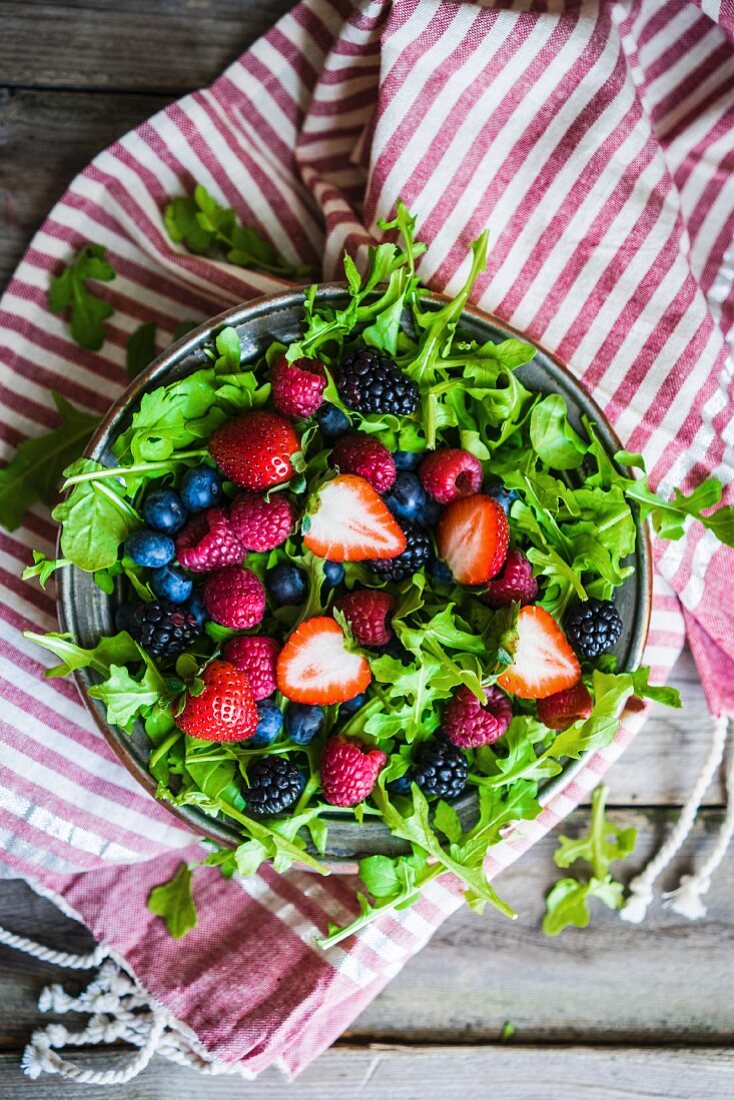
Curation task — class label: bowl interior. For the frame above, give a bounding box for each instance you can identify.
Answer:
[58,287,651,862]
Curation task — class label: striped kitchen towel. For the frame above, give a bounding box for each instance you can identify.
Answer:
[1,0,733,1081]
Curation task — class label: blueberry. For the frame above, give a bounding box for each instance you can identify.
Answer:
[387,770,414,796]
[151,566,193,604]
[142,488,187,534]
[285,703,324,745]
[316,403,351,438]
[394,450,422,471]
[485,482,518,515]
[323,560,345,589]
[340,691,367,716]
[384,472,427,523]
[429,558,453,585]
[378,636,412,666]
[418,497,442,528]
[187,590,209,629]
[180,466,223,512]
[125,530,175,568]
[250,699,284,746]
[267,563,307,605]
[114,601,137,632]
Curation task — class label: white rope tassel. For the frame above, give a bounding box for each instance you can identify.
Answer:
[663,729,734,919]
[621,711,730,923]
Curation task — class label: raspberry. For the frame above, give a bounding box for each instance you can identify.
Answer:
[230,492,294,552]
[564,598,623,659]
[222,635,280,700]
[335,588,396,647]
[129,600,199,661]
[413,739,468,800]
[537,682,593,730]
[320,735,387,807]
[337,348,419,416]
[330,434,396,493]
[271,355,326,419]
[175,508,245,573]
[419,449,483,504]
[368,520,431,581]
[481,548,538,608]
[245,755,303,815]
[203,566,266,630]
[176,660,258,743]
[443,684,512,748]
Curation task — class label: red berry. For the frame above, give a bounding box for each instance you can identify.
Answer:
[175,508,245,573]
[208,411,300,491]
[437,495,509,585]
[335,588,396,647]
[230,492,294,552]
[303,474,406,562]
[176,660,258,743]
[420,449,483,504]
[330,434,396,493]
[537,682,593,730]
[203,566,266,630]
[320,735,387,807]
[222,635,280,701]
[271,355,326,419]
[276,617,372,704]
[481,548,538,608]
[443,684,513,748]
[498,606,581,700]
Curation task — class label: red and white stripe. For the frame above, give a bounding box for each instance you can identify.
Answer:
[0,0,731,1077]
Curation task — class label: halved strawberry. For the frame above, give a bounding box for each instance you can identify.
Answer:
[276,616,372,704]
[498,606,581,700]
[436,494,509,585]
[303,474,406,562]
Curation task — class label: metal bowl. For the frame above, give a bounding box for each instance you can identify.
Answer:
[57,287,652,862]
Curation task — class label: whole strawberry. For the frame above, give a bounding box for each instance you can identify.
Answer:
[443,683,513,748]
[320,735,387,807]
[272,355,326,419]
[222,634,280,700]
[230,492,294,552]
[335,588,396,647]
[420,448,483,504]
[537,682,593,730]
[481,548,538,608]
[176,659,258,742]
[203,566,266,629]
[208,411,300,491]
[175,508,245,573]
[330,434,396,493]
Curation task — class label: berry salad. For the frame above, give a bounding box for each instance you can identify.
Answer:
[26,204,732,944]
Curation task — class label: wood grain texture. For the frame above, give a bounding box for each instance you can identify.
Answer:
[1,1045,732,1099]
[1,0,297,92]
[1,806,731,1054]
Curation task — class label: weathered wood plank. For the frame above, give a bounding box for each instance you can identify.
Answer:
[1,0,296,93]
[1,808,731,1050]
[1,1044,732,1099]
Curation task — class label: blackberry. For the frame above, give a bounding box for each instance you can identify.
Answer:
[564,598,623,659]
[368,521,431,581]
[128,599,199,661]
[413,739,468,800]
[245,755,303,816]
[338,348,419,416]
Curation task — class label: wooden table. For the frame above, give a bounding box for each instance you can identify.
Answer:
[1,3,732,1095]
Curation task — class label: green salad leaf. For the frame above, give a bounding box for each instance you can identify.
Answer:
[126,322,158,380]
[147,862,198,939]
[47,244,116,351]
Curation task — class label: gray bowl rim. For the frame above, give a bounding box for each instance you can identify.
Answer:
[57,285,653,862]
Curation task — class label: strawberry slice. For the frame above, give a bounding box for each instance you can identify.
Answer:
[277,616,372,704]
[436,494,509,584]
[498,606,581,700]
[303,474,406,562]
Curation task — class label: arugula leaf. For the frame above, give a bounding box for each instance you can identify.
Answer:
[164,185,314,278]
[48,244,116,350]
[147,862,198,939]
[53,460,138,572]
[23,629,141,678]
[0,392,99,531]
[21,551,70,588]
[88,661,169,728]
[126,322,157,380]
[542,786,635,935]
[530,395,586,470]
